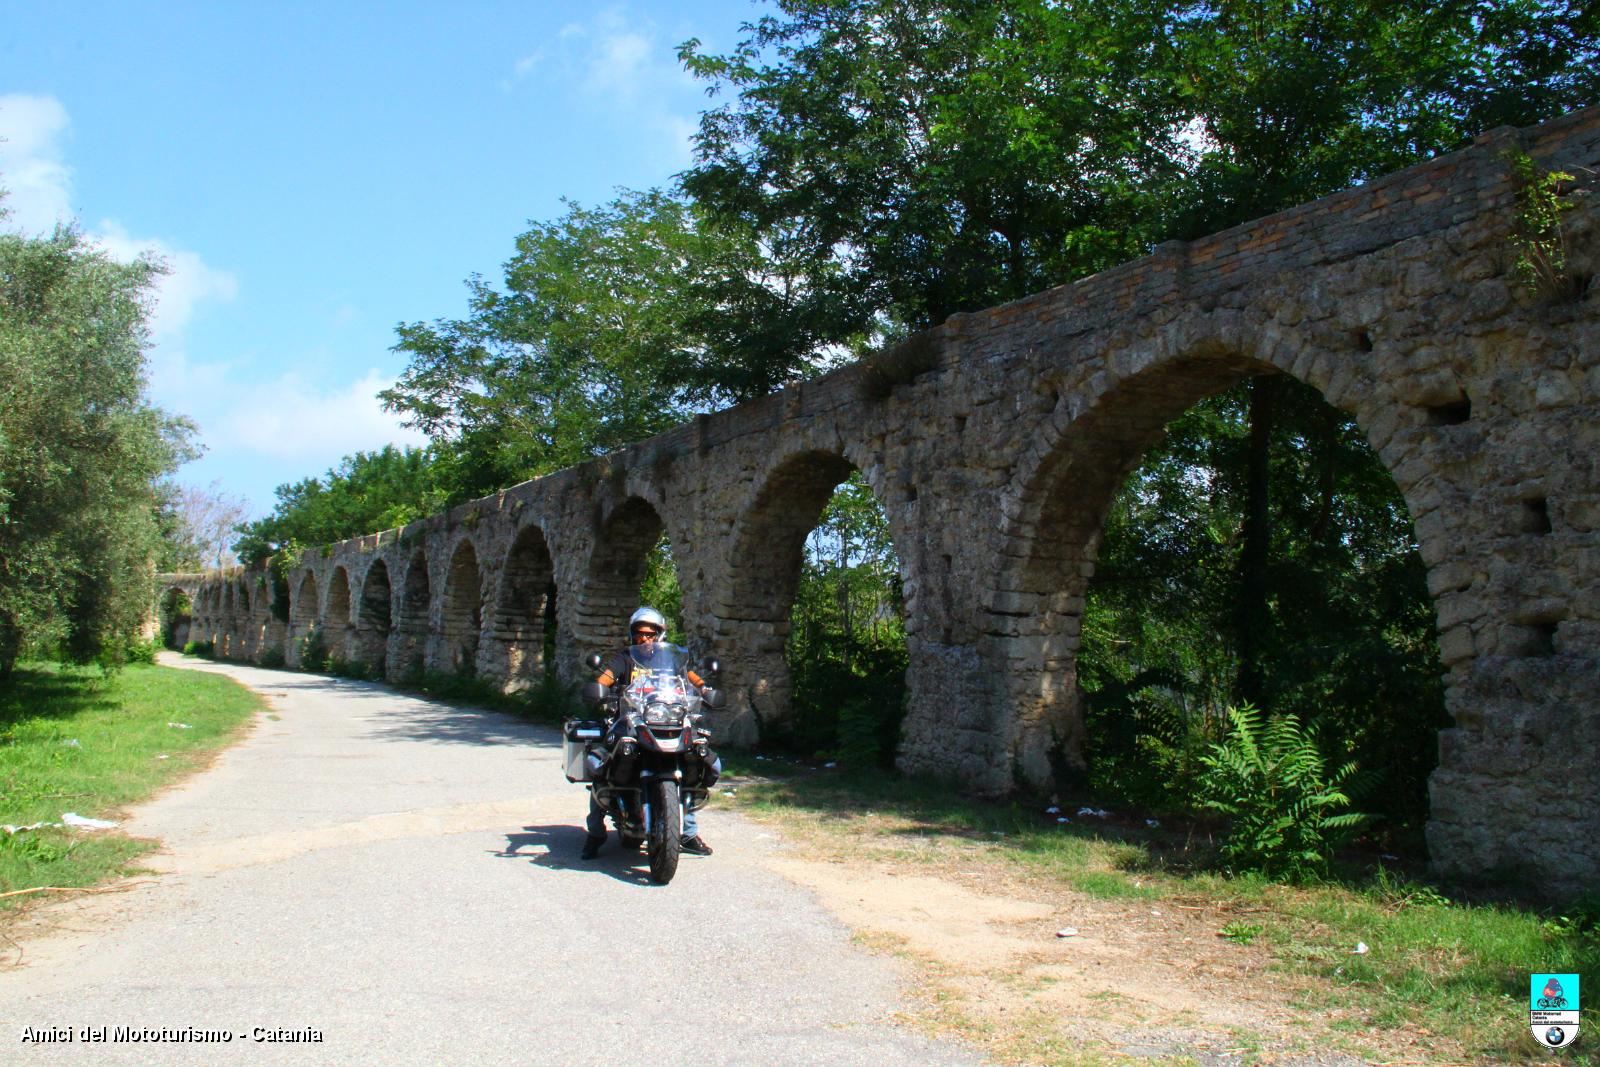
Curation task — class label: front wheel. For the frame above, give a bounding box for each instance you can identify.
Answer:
[647,779,681,885]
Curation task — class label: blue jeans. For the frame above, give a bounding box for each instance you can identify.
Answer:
[585,769,713,840]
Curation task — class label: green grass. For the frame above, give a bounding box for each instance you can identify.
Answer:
[0,662,263,907]
[721,762,1600,1064]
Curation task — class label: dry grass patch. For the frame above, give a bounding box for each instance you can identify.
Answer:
[721,763,1595,1065]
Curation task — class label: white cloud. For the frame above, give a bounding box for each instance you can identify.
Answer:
[513,50,544,79]
[211,368,429,464]
[0,94,238,352]
[0,94,419,513]
[584,15,656,100]
[0,93,74,233]
[504,7,699,165]
[94,221,239,345]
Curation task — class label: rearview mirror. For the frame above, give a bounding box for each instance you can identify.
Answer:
[701,657,720,676]
[584,652,602,672]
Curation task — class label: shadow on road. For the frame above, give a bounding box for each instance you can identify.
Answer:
[365,698,559,748]
[226,666,559,749]
[492,823,661,886]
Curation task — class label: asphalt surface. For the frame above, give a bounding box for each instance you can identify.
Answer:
[0,656,987,1067]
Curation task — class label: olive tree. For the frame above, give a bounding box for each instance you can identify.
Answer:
[0,222,195,676]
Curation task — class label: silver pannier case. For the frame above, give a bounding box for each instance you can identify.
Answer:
[562,719,605,782]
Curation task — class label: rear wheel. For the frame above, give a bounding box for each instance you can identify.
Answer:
[648,779,681,885]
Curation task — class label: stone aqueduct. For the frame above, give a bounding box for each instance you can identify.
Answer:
[162,109,1599,893]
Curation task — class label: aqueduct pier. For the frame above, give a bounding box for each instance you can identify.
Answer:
[164,108,1599,894]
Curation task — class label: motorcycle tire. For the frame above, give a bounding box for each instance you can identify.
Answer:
[647,779,681,885]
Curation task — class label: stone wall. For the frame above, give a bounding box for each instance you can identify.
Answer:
[166,106,1600,894]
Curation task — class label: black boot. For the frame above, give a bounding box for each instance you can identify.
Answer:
[581,834,606,859]
[681,836,713,857]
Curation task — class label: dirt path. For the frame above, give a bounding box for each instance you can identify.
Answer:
[759,853,1381,1065]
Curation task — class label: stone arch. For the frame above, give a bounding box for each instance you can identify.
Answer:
[575,496,669,660]
[203,584,221,645]
[487,523,558,689]
[393,550,431,679]
[231,579,251,658]
[976,327,1433,791]
[720,448,901,744]
[159,586,192,649]
[239,577,266,660]
[325,566,354,663]
[222,581,236,650]
[438,538,484,674]
[355,558,393,677]
[289,571,320,666]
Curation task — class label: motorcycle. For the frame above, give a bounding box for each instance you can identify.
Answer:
[564,642,725,885]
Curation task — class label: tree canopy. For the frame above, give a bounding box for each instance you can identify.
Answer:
[232,445,445,566]
[682,0,1599,334]
[0,222,196,676]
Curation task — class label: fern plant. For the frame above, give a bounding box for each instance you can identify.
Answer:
[1197,704,1370,880]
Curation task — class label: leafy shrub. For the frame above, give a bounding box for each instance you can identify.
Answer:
[1506,149,1586,302]
[1542,893,1600,944]
[257,646,286,669]
[782,637,906,766]
[1080,664,1212,811]
[326,655,369,681]
[1197,704,1370,880]
[297,628,328,673]
[182,640,215,659]
[523,674,585,724]
[123,637,160,665]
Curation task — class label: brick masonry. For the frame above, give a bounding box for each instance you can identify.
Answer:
[161,107,1600,895]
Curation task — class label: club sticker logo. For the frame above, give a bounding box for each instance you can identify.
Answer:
[1530,973,1580,1049]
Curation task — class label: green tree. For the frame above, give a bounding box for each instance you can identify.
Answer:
[1080,379,1446,828]
[785,473,906,764]
[1165,0,1599,236]
[0,223,196,677]
[232,445,445,566]
[382,191,851,500]
[682,0,1188,334]
[683,0,1597,333]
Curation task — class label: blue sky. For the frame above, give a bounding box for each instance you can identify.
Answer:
[1,1,763,517]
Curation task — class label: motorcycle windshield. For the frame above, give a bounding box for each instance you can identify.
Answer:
[623,642,700,723]
[628,641,692,674]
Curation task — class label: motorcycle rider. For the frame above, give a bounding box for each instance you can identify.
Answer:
[581,606,717,860]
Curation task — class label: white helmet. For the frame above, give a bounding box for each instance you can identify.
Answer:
[629,606,667,636]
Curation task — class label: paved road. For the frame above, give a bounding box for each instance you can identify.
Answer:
[0,656,985,1066]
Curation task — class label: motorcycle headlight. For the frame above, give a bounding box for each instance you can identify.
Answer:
[644,700,684,726]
